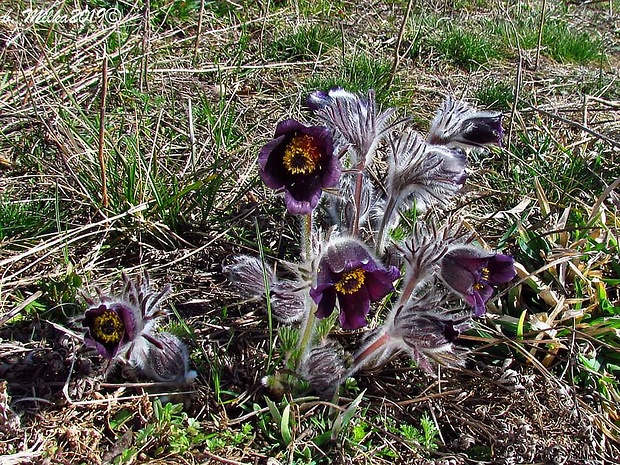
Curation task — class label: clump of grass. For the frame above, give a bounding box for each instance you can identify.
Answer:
[266,23,341,61]
[306,53,395,103]
[475,78,514,111]
[295,0,346,16]
[487,14,605,64]
[0,193,57,240]
[432,26,503,70]
[150,0,202,26]
[453,0,492,9]
[541,20,605,64]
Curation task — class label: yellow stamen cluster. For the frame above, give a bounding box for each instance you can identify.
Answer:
[473,267,490,290]
[334,268,366,295]
[282,134,321,175]
[92,309,125,344]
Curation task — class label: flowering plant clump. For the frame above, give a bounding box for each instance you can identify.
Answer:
[226,88,515,397]
[81,273,196,383]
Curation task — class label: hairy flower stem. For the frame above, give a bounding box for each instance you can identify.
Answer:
[342,331,391,380]
[351,162,365,236]
[297,214,317,358]
[397,273,422,306]
[375,195,397,255]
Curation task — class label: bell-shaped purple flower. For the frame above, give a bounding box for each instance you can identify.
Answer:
[310,238,400,329]
[82,273,170,362]
[83,302,139,359]
[440,246,516,317]
[259,119,340,215]
[427,98,503,150]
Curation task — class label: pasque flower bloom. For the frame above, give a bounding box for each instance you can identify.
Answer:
[310,238,400,329]
[259,119,340,214]
[427,98,503,150]
[82,273,170,361]
[440,246,516,316]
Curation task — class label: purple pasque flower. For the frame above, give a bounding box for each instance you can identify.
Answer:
[427,98,503,150]
[310,238,400,330]
[259,119,340,215]
[440,245,516,317]
[82,273,170,361]
[83,302,138,359]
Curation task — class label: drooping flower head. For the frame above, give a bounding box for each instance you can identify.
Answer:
[259,119,340,215]
[439,245,516,317]
[298,339,346,398]
[306,86,357,112]
[141,332,197,383]
[224,255,307,324]
[385,295,470,373]
[375,132,468,253]
[350,293,470,375]
[386,131,467,214]
[307,87,404,168]
[81,273,170,363]
[427,98,503,150]
[310,238,400,329]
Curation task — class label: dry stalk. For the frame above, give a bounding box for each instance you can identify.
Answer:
[386,0,414,90]
[97,48,108,209]
[534,0,547,70]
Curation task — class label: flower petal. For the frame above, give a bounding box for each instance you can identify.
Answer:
[487,254,516,284]
[364,266,400,301]
[314,287,337,319]
[338,288,371,330]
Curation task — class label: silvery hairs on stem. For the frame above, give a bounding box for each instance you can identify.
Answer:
[320,171,383,235]
[349,292,471,377]
[392,217,473,299]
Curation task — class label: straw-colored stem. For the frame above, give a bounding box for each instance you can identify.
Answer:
[97,49,108,209]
